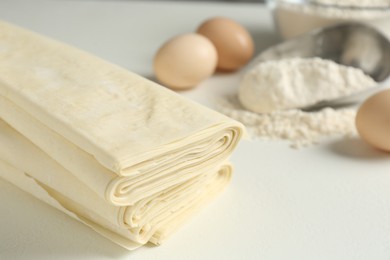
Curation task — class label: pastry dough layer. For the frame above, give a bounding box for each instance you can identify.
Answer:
[0,20,243,206]
[0,20,243,248]
[0,20,242,175]
[0,119,232,247]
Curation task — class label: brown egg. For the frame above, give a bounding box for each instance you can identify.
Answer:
[153,33,217,90]
[356,89,390,152]
[197,17,254,71]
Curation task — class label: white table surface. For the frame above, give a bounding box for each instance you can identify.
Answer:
[1,0,390,259]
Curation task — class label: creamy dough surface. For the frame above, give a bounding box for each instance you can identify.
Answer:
[0,20,243,248]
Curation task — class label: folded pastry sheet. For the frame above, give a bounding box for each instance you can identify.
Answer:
[0,119,232,249]
[0,20,244,248]
[0,20,242,206]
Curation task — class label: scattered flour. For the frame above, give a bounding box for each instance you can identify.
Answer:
[218,95,357,148]
[238,58,376,113]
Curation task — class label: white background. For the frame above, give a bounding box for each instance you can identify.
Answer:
[1,1,390,259]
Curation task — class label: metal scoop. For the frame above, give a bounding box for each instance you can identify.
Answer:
[250,23,390,110]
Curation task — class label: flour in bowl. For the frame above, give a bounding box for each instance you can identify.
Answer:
[273,0,390,39]
[313,0,390,7]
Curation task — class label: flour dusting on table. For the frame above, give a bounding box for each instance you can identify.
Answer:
[218,95,357,148]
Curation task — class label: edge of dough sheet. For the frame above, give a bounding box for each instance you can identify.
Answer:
[0,160,142,251]
[0,158,232,250]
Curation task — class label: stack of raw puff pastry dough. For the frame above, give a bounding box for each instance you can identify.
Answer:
[0,20,244,249]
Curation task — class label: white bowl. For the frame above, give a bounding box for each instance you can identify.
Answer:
[268,0,390,39]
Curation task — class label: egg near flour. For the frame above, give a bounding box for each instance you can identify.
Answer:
[197,17,254,71]
[356,89,390,152]
[154,33,217,90]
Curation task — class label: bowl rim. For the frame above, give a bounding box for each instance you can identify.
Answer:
[267,0,390,11]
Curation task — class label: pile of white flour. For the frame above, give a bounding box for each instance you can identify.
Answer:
[217,57,376,147]
[238,58,376,113]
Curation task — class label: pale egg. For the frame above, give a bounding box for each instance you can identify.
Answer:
[197,17,254,71]
[153,33,217,90]
[356,89,390,152]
